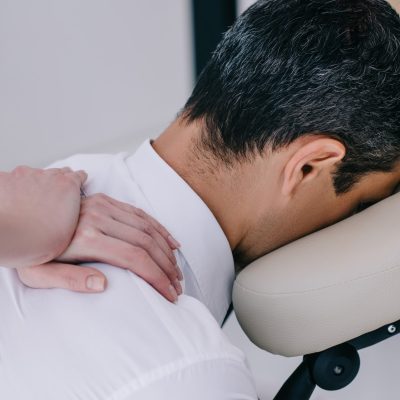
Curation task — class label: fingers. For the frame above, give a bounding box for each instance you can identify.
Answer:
[108,205,177,266]
[52,192,183,302]
[100,218,182,293]
[17,263,107,293]
[141,212,181,249]
[72,170,88,185]
[60,167,73,173]
[86,194,179,267]
[102,194,180,249]
[41,167,65,175]
[64,169,88,187]
[45,167,88,185]
[80,234,180,302]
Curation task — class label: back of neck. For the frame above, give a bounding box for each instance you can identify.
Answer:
[152,118,245,249]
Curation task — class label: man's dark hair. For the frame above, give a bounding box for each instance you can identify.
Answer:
[181,0,400,193]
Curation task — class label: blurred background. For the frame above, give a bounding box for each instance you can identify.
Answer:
[2,1,400,399]
[0,0,255,171]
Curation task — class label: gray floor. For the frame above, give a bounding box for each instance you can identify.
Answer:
[223,312,400,400]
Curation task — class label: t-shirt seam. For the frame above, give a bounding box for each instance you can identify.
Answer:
[106,353,247,400]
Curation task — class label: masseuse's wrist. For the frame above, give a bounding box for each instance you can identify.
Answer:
[0,166,87,268]
[0,201,80,268]
[0,216,68,268]
[31,210,81,267]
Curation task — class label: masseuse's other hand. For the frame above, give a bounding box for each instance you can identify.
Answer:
[17,194,183,303]
[0,166,87,267]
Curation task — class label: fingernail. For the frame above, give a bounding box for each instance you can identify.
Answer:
[176,266,183,281]
[175,279,182,295]
[168,235,181,248]
[86,275,105,291]
[169,284,178,302]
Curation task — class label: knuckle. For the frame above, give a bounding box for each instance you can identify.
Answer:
[130,247,149,263]
[151,273,169,288]
[125,204,137,213]
[139,233,154,249]
[55,172,79,188]
[141,222,154,235]
[85,210,102,224]
[132,246,148,258]
[165,262,177,276]
[84,201,107,218]
[94,202,108,213]
[153,221,165,232]
[147,225,157,236]
[63,175,79,187]
[92,193,108,204]
[134,208,146,218]
[77,225,98,242]
[65,275,81,291]
[84,194,100,207]
[86,197,100,208]
[163,267,177,282]
[12,165,29,176]
[139,233,157,252]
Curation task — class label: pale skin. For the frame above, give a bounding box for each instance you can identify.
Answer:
[0,166,87,267]
[389,0,400,13]
[0,166,182,302]
[153,117,400,268]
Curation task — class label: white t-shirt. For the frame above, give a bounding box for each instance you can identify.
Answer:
[0,140,258,400]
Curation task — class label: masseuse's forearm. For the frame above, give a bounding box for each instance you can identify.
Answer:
[0,166,86,268]
[0,212,67,267]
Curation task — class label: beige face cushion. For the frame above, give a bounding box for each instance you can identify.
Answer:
[233,192,400,357]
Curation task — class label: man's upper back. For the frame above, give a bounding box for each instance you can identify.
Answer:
[0,140,257,400]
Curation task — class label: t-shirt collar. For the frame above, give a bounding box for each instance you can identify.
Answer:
[125,139,235,324]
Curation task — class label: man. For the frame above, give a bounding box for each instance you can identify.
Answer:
[1,0,400,398]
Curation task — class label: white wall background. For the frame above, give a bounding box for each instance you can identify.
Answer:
[0,0,192,170]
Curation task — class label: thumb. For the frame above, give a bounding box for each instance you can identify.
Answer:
[17,262,107,293]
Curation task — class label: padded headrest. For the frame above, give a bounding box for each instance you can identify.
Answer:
[233,192,400,357]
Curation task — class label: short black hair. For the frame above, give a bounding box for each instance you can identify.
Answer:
[181,0,400,193]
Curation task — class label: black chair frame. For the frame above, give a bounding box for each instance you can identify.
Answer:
[274,319,400,399]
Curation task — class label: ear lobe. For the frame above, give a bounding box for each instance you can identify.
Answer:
[282,137,346,197]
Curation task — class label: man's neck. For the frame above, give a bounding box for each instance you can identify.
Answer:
[152,118,247,250]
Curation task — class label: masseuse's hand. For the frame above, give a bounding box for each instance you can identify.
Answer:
[17,194,183,303]
[0,166,87,267]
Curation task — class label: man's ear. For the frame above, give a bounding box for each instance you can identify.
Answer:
[282,137,346,197]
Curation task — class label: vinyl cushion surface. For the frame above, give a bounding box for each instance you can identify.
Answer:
[233,192,400,356]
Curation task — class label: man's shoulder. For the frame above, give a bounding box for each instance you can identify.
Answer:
[47,152,129,172]
[47,152,133,195]
[0,263,256,399]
